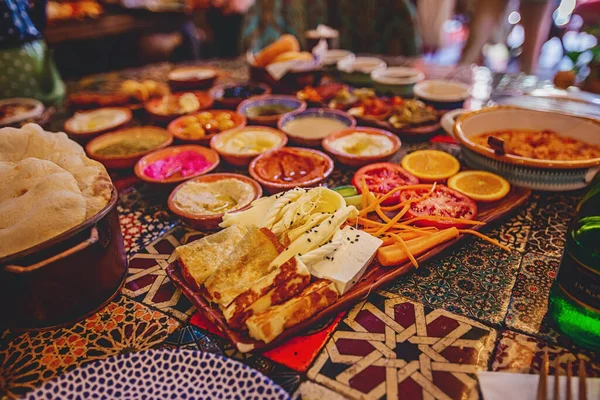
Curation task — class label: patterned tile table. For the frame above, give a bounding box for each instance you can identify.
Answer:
[1,60,598,400]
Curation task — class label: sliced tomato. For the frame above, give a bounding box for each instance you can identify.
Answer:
[352,162,419,205]
[399,185,478,228]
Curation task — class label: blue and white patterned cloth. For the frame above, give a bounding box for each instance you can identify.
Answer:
[0,0,43,49]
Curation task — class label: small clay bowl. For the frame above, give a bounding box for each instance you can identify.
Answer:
[322,126,401,168]
[64,107,132,143]
[168,66,218,91]
[168,109,247,146]
[168,173,262,230]
[278,107,356,147]
[237,95,306,127]
[86,126,173,170]
[134,144,220,186]
[210,126,288,167]
[209,83,271,109]
[145,92,214,123]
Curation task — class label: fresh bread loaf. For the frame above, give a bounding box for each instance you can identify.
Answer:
[254,34,301,67]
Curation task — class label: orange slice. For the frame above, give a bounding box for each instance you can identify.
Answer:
[401,150,460,182]
[447,170,510,202]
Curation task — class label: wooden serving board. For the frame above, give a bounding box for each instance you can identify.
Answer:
[166,185,532,353]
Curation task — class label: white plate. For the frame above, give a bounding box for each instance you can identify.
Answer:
[26,349,290,399]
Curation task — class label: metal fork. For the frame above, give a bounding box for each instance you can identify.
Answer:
[537,353,588,400]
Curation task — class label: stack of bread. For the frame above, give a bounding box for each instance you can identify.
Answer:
[252,34,313,67]
[176,187,382,345]
[0,124,112,258]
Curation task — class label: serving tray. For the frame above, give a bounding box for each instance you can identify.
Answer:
[167,185,531,352]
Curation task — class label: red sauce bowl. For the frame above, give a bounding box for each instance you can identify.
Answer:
[168,173,262,230]
[134,145,220,186]
[249,147,334,193]
[322,127,401,168]
[168,109,247,146]
[145,92,214,123]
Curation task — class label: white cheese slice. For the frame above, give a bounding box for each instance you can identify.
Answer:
[219,196,276,228]
[309,226,382,295]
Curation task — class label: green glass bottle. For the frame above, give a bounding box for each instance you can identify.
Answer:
[549,174,600,350]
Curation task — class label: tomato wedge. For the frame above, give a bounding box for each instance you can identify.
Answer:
[399,185,478,228]
[352,162,419,205]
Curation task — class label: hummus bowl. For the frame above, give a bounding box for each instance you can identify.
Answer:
[210,126,288,167]
[444,106,600,191]
[168,173,262,230]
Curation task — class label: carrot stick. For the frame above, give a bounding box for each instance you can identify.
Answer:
[459,229,511,252]
[378,227,459,267]
[359,184,434,216]
[374,203,411,236]
[399,216,485,226]
[390,234,419,269]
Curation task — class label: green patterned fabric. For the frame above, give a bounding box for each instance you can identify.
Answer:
[0,40,65,104]
[241,0,421,56]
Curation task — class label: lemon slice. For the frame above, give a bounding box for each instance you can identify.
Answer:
[447,171,510,202]
[401,150,460,182]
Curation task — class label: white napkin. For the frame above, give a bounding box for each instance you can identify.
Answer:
[478,371,600,400]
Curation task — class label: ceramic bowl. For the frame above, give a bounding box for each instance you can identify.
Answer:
[237,95,306,127]
[278,108,356,147]
[168,66,218,91]
[210,126,288,167]
[442,106,600,191]
[322,127,401,168]
[0,98,45,126]
[337,57,386,86]
[167,109,247,146]
[371,67,425,97]
[168,173,262,230]
[64,107,132,142]
[209,83,271,109]
[134,144,220,187]
[414,79,471,110]
[86,127,173,169]
[145,92,214,123]
[322,50,355,72]
[249,147,334,193]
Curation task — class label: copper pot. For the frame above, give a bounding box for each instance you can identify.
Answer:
[0,188,127,330]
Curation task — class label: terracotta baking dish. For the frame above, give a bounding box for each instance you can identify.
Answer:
[0,188,128,330]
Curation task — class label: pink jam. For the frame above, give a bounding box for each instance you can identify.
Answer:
[144,150,212,179]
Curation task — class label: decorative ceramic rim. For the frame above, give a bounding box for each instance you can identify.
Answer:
[414,79,471,102]
[168,172,262,222]
[248,147,334,190]
[210,126,288,159]
[277,107,357,141]
[0,98,45,125]
[371,67,425,86]
[322,126,401,162]
[133,144,220,184]
[64,107,133,135]
[86,127,173,161]
[454,106,600,169]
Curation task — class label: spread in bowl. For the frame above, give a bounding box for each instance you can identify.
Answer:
[143,150,213,180]
[65,107,131,136]
[210,126,287,167]
[134,145,219,184]
[322,127,401,167]
[168,173,262,229]
[172,178,255,215]
[249,147,334,192]
[278,108,356,146]
[328,131,394,156]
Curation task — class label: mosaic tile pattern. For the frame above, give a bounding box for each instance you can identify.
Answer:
[384,240,522,325]
[122,227,196,321]
[308,293,497,400]
[0,296,179,399]
[505,253,559,335]
[487,195,537,253]
[525,192,579,258]
[492,330,600,377]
